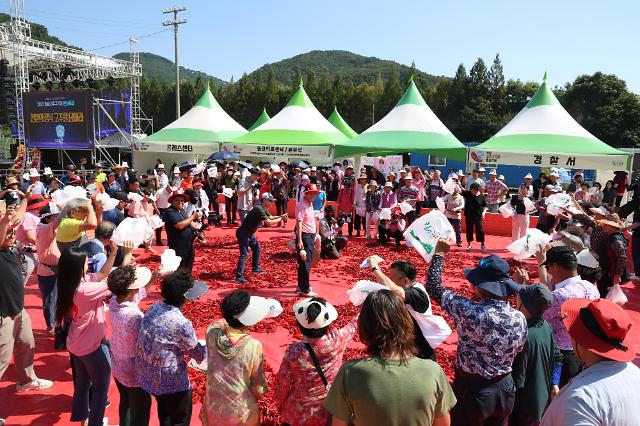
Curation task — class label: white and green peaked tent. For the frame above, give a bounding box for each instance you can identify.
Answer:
[231,81,349,146]
[470,73,631,170]
[248,107,270,131]
[138,88,246,154]
[328,106,358,139]
[333,75,466,161]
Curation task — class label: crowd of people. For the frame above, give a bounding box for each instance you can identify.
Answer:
[0,158,639,426]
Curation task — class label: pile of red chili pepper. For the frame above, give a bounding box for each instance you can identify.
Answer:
[175,235,529,424]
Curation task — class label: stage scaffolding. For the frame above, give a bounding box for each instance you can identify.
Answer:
[0,0,149,169]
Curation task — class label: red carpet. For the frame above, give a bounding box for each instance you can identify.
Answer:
[2,222,639,425]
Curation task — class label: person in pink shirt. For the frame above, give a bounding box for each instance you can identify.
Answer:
[56,240,134,426]
[16,194,47,283]
[35,203,61,332]
[412,167,427,216]
[296,185,320,296]
[336,175,355,236]
[108,264,160,426]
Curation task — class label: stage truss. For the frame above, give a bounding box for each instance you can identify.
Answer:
[0,0,149,167]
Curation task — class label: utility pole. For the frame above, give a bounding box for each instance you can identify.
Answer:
[162,5,187,119]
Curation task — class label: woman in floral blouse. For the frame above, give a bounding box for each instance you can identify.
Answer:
[275,297,356,426]
[136,272,208,425]
[200,290,281,426]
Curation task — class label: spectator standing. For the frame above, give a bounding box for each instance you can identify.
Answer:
[595,216,629,297]
[364,181,381,239]
[324,290,456,426]
[462,182,488,252]
[397,176,419,225]
[511,186,531,242]
[442,187,465,246]
[510,283,562,426]
[161,191,198,274]
[275,297,356,426]
[541,298,640,425]
[540,246,600,386]
[485,170,509,213]
[136,273,208,425]
[353,175,368,237]
[425,241,527,426]
[295,185,320,296]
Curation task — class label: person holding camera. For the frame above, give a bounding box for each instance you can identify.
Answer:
[319,205,348,259]
[378,206,406,245]
[234,193,288,284]
[162,191,199,274]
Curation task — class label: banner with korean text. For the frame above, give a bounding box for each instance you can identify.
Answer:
[469,149,631,170]
[221,143,332,164]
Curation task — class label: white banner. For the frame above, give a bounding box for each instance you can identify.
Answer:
[132,140,219,155]
[470,149,630,170]
[222,143,331,164]
[361,155,404,175]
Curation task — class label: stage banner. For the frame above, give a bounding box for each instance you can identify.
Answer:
[24,90,94,149]
[469,149,630,170]
[361,155,403,175]
[221,143,331,164]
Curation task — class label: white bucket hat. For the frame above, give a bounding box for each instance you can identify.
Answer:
[235,296,283,326]
[524,173,533,179]
[173,167,180,174]
[294,298,338,329]
[43,167,53,175]
[122,161,129,168]
[489,170,497,176]
[157,164,165,169]
[576,249,599,269]
[29,168,40,178]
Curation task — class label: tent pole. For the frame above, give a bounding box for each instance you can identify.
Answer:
[465,147,471,173]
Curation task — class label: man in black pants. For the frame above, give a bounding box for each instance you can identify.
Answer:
[462,182,487,252]
[161,191,199,274]
[234,193,287,284]
[295,184,320,296]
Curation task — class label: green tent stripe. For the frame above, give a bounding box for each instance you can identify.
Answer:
[144,128,245,143]
[334,131,466,161]
[194,88,221,109]
[395,81,427,107]
[286,85,315,108]
[248,108,270,131]
[479,134,626,155]
[525,81,560,108]
[231,129,348,146]
[328,107,358,139]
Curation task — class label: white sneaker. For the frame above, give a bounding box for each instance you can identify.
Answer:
[16,378,53,393]
[466,245,472,251]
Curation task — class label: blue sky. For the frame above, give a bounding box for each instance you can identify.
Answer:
[9,0,639,92]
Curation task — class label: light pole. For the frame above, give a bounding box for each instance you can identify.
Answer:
[162,5,187,119]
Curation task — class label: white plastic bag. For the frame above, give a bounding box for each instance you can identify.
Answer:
[147,215,164,230]
[160,248,182,274]
[606,284,628,306]
[506,228,553,260]
[128,192,143,202]
[442,178,457,195]
[379,208,392,220]
[546,193,572,216]
[523,197,536,214]
[399,202,414,215]
[222,188,233,198]
[403,210,455,262]
[435,196,446,212]
[360,257,384,269]
[96,193,119,212]
[355,207,366,216]
[51,186,88,209]
[499,202,514,218]
[112,217,149,247]
[347,280,388,306]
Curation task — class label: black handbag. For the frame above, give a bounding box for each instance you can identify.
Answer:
[54,316,71,350]
[304,343,332,426]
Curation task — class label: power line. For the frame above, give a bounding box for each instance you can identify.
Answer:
[87,29,171,52]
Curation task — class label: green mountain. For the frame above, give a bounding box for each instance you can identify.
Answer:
[113,52,227,86]
[249,50,445,87]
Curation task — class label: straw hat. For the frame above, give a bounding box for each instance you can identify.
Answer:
[368,180,378,187]
[595,216,624,230]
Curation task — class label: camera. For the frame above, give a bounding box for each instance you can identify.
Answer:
[208,212,223,227]
[252,182,263,190]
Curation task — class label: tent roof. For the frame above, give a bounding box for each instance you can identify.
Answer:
[473,74,626,156]
[333,76,466,160]
[248,107,270,131]
[231,82,348,146]
[328,106,358,139]
[144,88,246,145]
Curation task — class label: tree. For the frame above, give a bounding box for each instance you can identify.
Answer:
[468,58,491,99]
[380,66,403,115]
[264,67,279,114]
[488,54,506,115]
[561,72,640,148]
[306,69,318,101]
[194,75,206,98]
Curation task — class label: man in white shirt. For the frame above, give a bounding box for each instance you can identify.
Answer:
[154,184,174,246]
[237,168,259,222]
[156,163,169,188]
[542,298,640,426]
